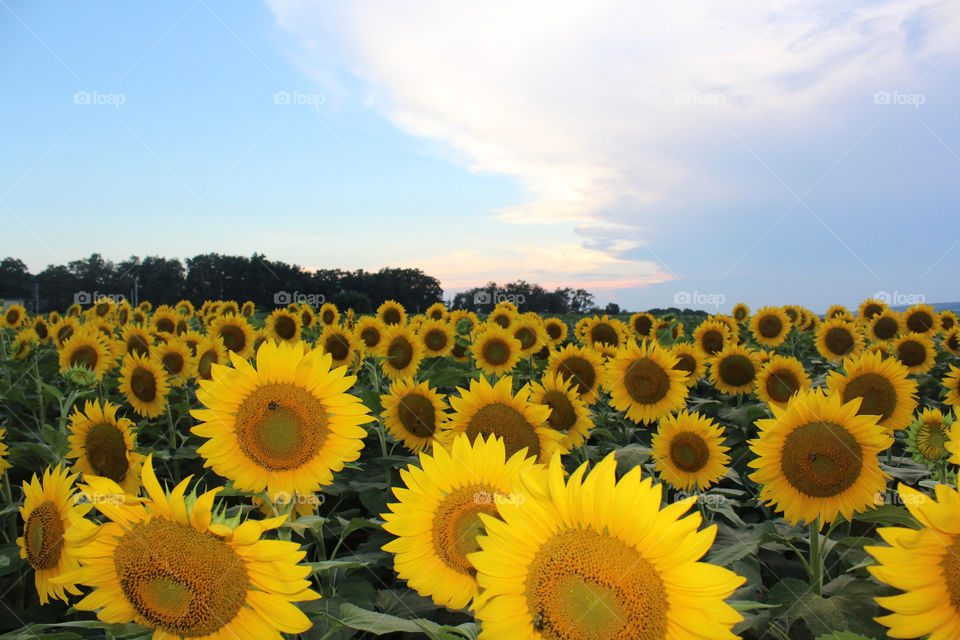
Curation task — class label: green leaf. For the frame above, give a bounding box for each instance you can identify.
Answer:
[815,633,875,640]
[853,505,921,528]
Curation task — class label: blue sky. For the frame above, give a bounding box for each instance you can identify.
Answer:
[2,0,959,312]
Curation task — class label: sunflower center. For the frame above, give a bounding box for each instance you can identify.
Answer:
[482,338,511,366]
[126,335,149,357]
[590,324,619,347]
[717,354,755,388]
[842,373,897,423]
[622,358,670,405]
[734,308,748,321]
[274,315,297,340]
[863,304,883,320]
[669,432,710,472]
[322,309,335,324]
[360,326,381,348]
[325,334,350,361]
[516,327,537,350]
[155,318,175,334]
[161,352,184,376]
[466,402,541,459]
[873,317,899,340]
[424,328,449,352]
[34,322,49,340]
[84,422,130,483]
[906,311,934,334]
[526,528,668,640]
[824,328,855,356]
[431,484,499,575]
[234,383,329,470]
[130,367,157,402]
[546,322,563,340]
[398,393,436,438]
[452,342,468,359]
[758,316,783,339]
[24,501,64,570]
[700,330,724,355]
[944,316,957,330]
[780,421,863,498]
[939,536,960,613]
[948,334,960,351]
[57,325,75,345]
[196,349,217,380]
[115,517,248,637]
[766,369,800,404]
[382,308,401,325]
[542,390,577,433]
[634,316,653,336]
[557,356,597,397]
[386,336,413,370]
[672,353,696,376]
[493,313,511,329]
[218,325,247,353]
[896,340,926,367]
[69,345,100,370]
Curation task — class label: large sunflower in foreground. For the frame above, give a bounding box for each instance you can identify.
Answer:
[605,341,688,424]
[749,306,791,347]
[444,376,563,463]
[815,318,864,362]
[118,352,171,419]
[652,410,731,491]
[66,400,144,494]
[191,341,372,498]
[470,453,745,640]
[377,324,425,380]
[529,372,594,450]
[866,483,960,639]
[892,332,936,374]
[471,324,522,376]
[670,342,707,387]
[382,434,541,609]
[826,350,918,434]
[56,456,319,639]
[754,354,811,409]
[708,344,761,395]
[381,377,449,453]
[748,389,891,526]
[18,465,89,604]
[545,343,605,404]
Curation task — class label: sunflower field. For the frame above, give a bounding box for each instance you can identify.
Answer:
[1,296,960,640]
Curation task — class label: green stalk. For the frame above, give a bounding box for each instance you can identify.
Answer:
[809,519,823,595]
[167,408,180,478]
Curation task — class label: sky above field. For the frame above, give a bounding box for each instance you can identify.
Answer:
[2,1,959,312]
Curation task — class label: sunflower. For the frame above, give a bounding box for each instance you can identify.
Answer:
[470,453,745,640]
[866,483,960,639]
[66,400,144,493]
[354,316,385,355]
[748,388,891,526]
[715,314,741,341]
[579,315,629,351]
[174,299,194,317]
[209,313,255,358]
[58,329,114,380]
[118,352,171,418]
[858,298,889,321]
[297,303,315,330]
[732,303,750,323]
[512,314,549,358]
[58,456,319,638]
[488,306,516,331]
[708,345,761,395]
[10,328,39,359]
[191,341,372,497]
[940,310,958,333]
[652,410,731,491]
[546,343,605,404]
[67,302,83,317]
[150,306,179,335]
[942,328,960,356]
[31,316,50,342]
[264,308,302,343]
[237,300,253,317]
[670,342,707,387]
[574,316,591,343]
[377,300,406,326]
[542,317,568,346]
[902,303,940,336]
[377,324,424,380]
[826,350,918,433]
[942,366,960,416]
[18,465,89,604]
[381,378,449,453]
[629,312,656,339]
[782,305,802,328]
[51,316,80,348]
[0,428,10,479]
[693,318,734,356]
[154,338,195,386]
[318,302,340,327]
[815,318,865,362]
[2,303,27,328]
[750,306,791,347]
[425,302,448,321]
[444,376,563,463]
[417,318,455,358]
[470,324,522,377]
[318,325,358,369]
[450,309,479,334]
[220,301,239,316]
[194,335,227,381]
[904,408,954,467]
[892,332,936,374]
[529,372,594,450]
[754,355,811,409]
[118,323,152,358]
[115,303,131,325]
[382,434,541,610]
[867,310,901,343]
[826,304,850,319]
[606,340,688,423]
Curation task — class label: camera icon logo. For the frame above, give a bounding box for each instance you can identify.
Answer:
[474,291,491,305]
[74,91,91,104]
[274,291,292,304]
[274,91,291,105]
[673,291,691,305]
[74,291,92,304]
[874,91,891,105]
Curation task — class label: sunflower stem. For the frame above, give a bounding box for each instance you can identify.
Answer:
[167,408,180,478]
[33,356,46,430]
[808,519,823,596]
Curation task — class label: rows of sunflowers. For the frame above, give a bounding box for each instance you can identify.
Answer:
[1,296,959,639]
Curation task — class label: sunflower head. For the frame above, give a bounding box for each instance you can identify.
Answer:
[266,308,302,343]
[377,300,406,326]
[732,303,750,322]
[754,354,811,409]
[417,318,455,357]
[377,324,424,380]
[605,340,689,424]
[708,344,761,395]
[826,350,918,433]
[750,306,791,347]
[693,318,734,355]
[815,318,864,362]
[118,352,171,418]
[905,408,954,467]
[902,303,940,335]
[892,332,936,374]
[529,371,595,450]
[58,328,115,381]
[66,399,144,493]
[670,342,707,387]
[471,324,522,376]
[652,410,731,491]
[318,325,358,368]
[940,310,958,332]
[546,343,605,404]
[858,298,890,322]
[2,303,27,328]
[209,313,255,358]
[542,317,568,345]
[381,377,449,453]
[867,310,901,343]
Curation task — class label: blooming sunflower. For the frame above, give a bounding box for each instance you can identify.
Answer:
[579,315,629,351]
[377,324,424,380]
[417,318,455,358]
[892,332,936,374]
[265,308,302,343]
[114,303,130,325]
[750,306,791,347]
[826,350,918,433]
[670,342,707,387]
[117,322,153,358]
[693,318,734,356]
[754,355,811,409]
[470,453,745,640]
[489,306,516,331]
[377,300,406,326]
[31,316,50,342]
[191,341,372,498]
[51,316,80,348]
[150,306,178,335]
[18,465,89,604]
[942,328,960,356]
[174,299,194,317]
[732,303,750,323]
[194,335,228,381]
[815,318,865,362]
[66,400,144,494]
[425,301,448,321]
[381,378,449,453]
[154,338,194,386]
[295,303,314,330]
[545,343,605,404]
[57,456,319,639]
[859,298,889,322]
[444,375,563,463]
[606,341,688,423]
[209,313,255,358]
[708,344,761,396]
[867,310,901,343]
[529,372,594,450]
[905,408,954,467]
[471,324,522,376]
[118,352,171,418]
[2,303,26,328]
[652,410,731,491]
[512,314,549,357]
[866,483,960,639]
[629,312,656,339]
[382,434,542,610]
[0,428,10,479]
[902,303,940,336]
[542,317,568,346]
[824,304,848,319]
[316,325,357,370]
[748,388,892,526]
[944,366,960,415]
[239,300,254,317]
[10,328,39,359]
[940,310,958,333]
[354,316,385,355]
